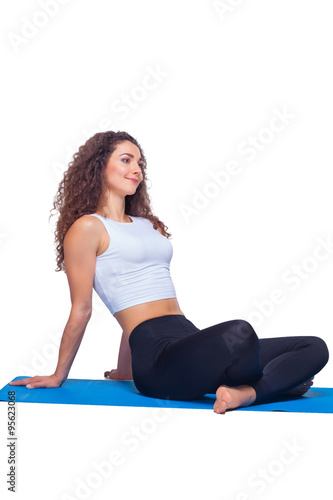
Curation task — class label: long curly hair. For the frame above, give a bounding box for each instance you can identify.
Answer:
[49,130,171,272]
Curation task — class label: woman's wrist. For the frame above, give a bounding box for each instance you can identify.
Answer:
[116,368,133,378]
[116,365,133,379]
[53,372,67,384]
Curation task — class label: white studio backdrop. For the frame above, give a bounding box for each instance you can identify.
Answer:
[0,1,332,500]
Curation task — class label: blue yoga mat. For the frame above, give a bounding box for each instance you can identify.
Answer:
[1,377,332,413]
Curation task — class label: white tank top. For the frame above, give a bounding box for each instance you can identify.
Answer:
[89,214,177,315]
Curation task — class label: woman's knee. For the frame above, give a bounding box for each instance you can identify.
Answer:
[310,335,329,369]
[223,319,259,355]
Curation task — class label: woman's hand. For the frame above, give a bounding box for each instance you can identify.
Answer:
[104,369,133,381]
[9,374,63,389]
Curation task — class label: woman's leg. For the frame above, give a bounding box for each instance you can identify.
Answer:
[214,334,329,413]
[144,318,263,400]
[130,314,329,408]
[249,335,329,402]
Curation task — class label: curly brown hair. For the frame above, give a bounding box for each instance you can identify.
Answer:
[49,130,171,272]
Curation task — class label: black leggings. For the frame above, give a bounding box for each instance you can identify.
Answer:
[128,314,329,403]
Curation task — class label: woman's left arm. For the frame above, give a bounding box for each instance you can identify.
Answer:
[105,331,133,380]
[117,331,133,377]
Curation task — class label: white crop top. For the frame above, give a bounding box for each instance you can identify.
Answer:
[89,214,177,315]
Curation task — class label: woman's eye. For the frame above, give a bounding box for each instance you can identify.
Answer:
[122,158,144,169]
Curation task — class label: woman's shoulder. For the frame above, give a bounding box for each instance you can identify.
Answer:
[65,214,106,241]
[74,214,104,228]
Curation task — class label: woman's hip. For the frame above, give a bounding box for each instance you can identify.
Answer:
[129,314,199,361]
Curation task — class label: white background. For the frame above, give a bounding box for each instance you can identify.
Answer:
[0,1,332,499]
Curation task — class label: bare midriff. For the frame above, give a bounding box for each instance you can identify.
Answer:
[114,298,185,341]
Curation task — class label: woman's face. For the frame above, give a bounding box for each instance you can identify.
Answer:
[104,140,144,196]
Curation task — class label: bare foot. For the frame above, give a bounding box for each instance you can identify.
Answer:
[214,385,257,414]
[281,378,313,397]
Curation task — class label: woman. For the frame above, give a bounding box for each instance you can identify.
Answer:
[10,131,329,414]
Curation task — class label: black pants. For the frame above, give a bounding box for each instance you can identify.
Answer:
[128,314,329,402]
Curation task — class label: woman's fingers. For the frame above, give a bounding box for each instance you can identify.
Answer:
[9,375,61,389]
[104,369,133,381]
[104,369,117,379]
[9,377,38,386]
[26,380,46,389]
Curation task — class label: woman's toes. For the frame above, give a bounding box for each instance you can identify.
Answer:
[217,386,232,403]
[214,400,227,414]
[283,379,314,397]
[214,386,233,414]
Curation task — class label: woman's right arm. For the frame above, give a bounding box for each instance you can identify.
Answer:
[9,216,101,389]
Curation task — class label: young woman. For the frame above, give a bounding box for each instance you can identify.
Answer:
[10,131,329,414]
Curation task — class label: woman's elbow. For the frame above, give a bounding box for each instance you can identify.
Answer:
[70,304,93,322]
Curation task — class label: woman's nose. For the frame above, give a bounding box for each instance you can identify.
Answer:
[133,165,142,175]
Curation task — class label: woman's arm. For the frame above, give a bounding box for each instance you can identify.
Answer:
[117,331,133,378]
[105,331,133,380]
[53,308,92,383]
[10,216,100,389]
[54,216,99,382]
